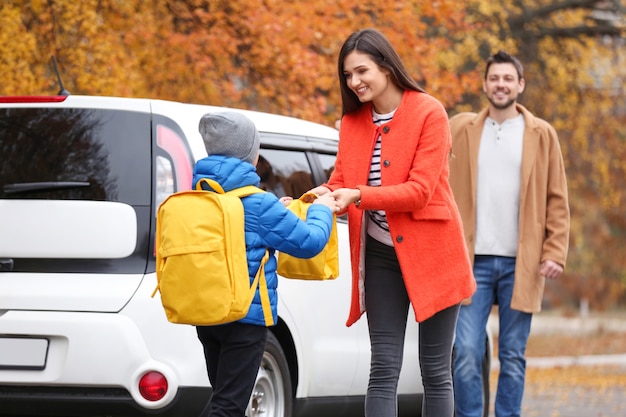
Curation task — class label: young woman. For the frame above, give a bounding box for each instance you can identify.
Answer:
[310,28,476,417]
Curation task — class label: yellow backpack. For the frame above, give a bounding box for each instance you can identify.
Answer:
[152,178,274,326]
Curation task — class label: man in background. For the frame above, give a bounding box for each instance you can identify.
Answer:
[449,50,570,417]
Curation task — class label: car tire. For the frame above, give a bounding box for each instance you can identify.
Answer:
[247,332,293,417]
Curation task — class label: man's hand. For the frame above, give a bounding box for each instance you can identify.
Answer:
[540,260,563,279]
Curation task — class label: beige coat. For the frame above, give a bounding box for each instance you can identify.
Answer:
[448,104,569,313]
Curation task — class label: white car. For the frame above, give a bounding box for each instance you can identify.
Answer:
[0,95,490,417]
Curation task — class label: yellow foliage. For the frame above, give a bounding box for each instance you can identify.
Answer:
[1,0,625,308]
[0,5,38,95]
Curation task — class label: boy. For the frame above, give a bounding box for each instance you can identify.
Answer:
[193,111,338,417]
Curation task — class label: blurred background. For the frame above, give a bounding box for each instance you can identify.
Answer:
[1,0,625,313]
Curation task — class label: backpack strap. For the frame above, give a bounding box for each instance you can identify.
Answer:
[257,250,274,326]
[197,177,264,198]
[246,249,273,325]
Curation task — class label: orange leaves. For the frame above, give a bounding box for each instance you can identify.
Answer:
[0,5,38,95]
[1,0,476,120]
[2,1,626,309]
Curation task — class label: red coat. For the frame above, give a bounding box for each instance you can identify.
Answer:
[328,90,475,325]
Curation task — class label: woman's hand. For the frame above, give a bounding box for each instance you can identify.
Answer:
[307,185,331,196]
[329,188,361,211]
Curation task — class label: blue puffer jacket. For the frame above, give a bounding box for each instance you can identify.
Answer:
[192,155,334,326]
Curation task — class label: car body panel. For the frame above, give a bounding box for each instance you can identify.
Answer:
[0,200,137,259]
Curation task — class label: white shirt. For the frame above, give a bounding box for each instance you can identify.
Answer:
[474,114,524,257]
[367,108,396,246]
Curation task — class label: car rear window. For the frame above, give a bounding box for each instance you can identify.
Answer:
[0,108,151,205]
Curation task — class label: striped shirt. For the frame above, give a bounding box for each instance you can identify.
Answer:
[367,108,396,246]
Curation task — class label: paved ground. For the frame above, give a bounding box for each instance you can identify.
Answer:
[520,365,626,417]
[488,312,626,368]
[485,311,626,417]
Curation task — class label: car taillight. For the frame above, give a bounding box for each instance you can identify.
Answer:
[0,96,68,103]
[138,371,168,401]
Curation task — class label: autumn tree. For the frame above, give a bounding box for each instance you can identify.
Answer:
[1,0,625,309]
[447,0,626,311]
[0,0,481,121]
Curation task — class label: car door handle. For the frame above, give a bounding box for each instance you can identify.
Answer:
[0,259,14,272]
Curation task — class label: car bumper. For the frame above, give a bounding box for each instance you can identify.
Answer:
[0,385,210,417]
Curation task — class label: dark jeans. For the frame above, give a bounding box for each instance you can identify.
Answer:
[364,236,460,417]
[196,322,268,417]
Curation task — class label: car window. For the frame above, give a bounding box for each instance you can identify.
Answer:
[258,149,315,199]
[313,150,347,222]
[0,108,151,205]
[316,152,336,183]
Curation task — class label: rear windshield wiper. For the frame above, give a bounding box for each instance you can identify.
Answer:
[3,182,90,194]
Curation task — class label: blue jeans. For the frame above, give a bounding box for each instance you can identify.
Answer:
[453,255,532,417]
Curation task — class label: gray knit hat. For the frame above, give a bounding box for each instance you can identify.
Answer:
[198,111,261,164]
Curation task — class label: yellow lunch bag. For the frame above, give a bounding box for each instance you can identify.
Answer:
[277,193,339,280]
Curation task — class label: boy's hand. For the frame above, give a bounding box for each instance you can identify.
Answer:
[279,196,293,207]
[313,193,340,213]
